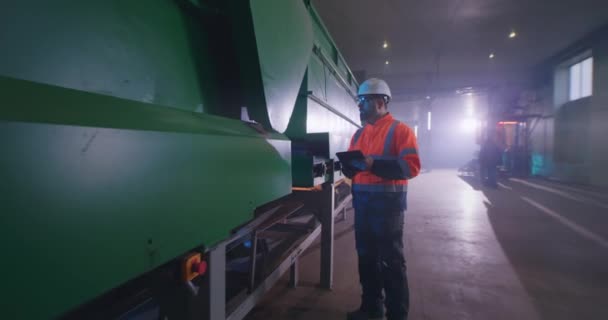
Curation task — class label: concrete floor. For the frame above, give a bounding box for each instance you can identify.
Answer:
[245,170,608,320]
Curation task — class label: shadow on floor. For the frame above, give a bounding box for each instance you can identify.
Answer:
[459,174,608,320]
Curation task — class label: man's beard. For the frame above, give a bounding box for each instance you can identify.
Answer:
[360,112,368,126]
[360,109,377,125]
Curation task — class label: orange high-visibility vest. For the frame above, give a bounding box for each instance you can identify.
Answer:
[348,113,421,192]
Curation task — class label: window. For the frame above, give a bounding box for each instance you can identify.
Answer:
[569,57,593,101]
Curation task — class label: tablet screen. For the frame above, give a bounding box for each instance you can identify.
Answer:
[336,151,366,171]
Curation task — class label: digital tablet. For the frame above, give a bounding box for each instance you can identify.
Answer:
[336,150,367,171]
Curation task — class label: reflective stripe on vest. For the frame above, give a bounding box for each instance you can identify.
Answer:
[399,148,417,157]
[352,183,408,193]
[370,155,398,160]
[383,121,400,156]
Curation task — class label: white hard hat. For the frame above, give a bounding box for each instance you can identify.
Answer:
[358,78,392,100]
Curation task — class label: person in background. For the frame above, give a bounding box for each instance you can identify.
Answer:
[479,136,502,188]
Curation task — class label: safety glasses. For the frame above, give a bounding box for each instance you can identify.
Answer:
[357,95,377,106]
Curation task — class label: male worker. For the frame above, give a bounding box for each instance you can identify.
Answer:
[343,78,421,320]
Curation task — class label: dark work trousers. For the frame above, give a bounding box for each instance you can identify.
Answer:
[352,190,409,320]
[479,163,498,187]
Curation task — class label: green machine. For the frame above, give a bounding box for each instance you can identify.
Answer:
[287,6,361,187]
[0,1,359,319]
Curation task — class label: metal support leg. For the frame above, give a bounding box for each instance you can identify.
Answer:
[248,232,258,293]
[289,258,299,288]
[320,183,335,289]
[339,206,346,222]
[208,243,226,320]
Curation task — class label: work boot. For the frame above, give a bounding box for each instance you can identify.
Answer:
[346,309,384,320]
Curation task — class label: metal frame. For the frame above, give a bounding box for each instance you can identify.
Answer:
[335,194,352,223]
[319,182,335,289]
[227,225,321,320]
[207,243,227,320]
[199,182,346,320]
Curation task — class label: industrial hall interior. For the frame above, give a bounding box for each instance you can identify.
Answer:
[2,0,608,320]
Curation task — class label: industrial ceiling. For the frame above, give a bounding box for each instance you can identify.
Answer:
[312,0,608,100]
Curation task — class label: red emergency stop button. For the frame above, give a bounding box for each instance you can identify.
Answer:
[183,253,207,281]
[192,260,207,276]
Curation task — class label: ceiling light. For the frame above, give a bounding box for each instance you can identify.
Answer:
[383,41,388,49]
[509,30,517,39]
[489,53,495,59]
[385,60,390,65]
[426,96,431,100]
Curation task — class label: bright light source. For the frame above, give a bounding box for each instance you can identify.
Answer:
[461,118,480,133]
[426,96,431,100]
[466,92,473,96]
[509,30,517,38]
[427,112,432,131]
[498,121,518,125]
[385,60,390,65]
[383,41,388,49]
[466,97,474,116]
[467,106,474,117]
[489,53,495,59]
[414,125,418,137]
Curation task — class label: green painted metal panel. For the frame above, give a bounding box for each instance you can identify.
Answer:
[248,0,314,133]
[287,28,359,142]
[0,0,219,113]
[0,76,292,319]
[310,11,337,66]
[0,0,359,317]
[308,55,328,100]
[304,55,358,161]
[284,1,360,186]
[306,3,358,87]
